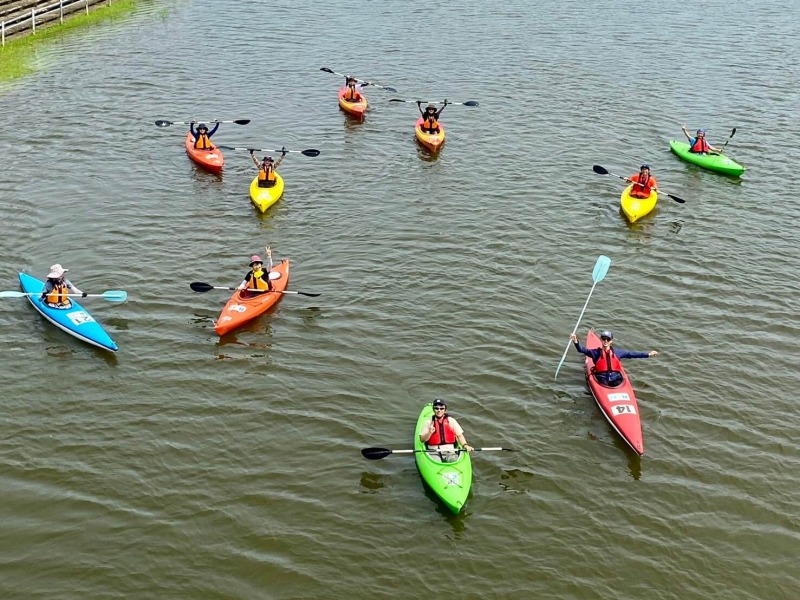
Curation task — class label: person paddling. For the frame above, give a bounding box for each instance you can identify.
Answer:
[238,253,274,297]
[250,149,286,188]
[417,100,448,133]
[40,264,86,309]
[626,164,658,199]
[343,76,367,102]
[681,125,722,154]
[189,122,220,150]
[570,330,658,388]
[418,399,473,463]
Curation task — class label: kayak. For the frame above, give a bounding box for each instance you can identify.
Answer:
[214,259,289,336]
[184,133,223,174]
[620,184,658,223]
[414,117,445,153]
[337,87,367,119]
[249,174,285,213]
[669,140,745,176]
[582,330,644,455]
[414,403,472,514]
[18,272,118,352]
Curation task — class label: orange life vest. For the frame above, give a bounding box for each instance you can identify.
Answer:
[595,347,622,373]
[690,137,710,153]
[46,281,69,305]
[258,166,276,182]
[344,86,360,101]
[246,269,271,291]
[423,116,439,131]
[194,133,212,150]
[629,173,656,198]
[427,416,457,445]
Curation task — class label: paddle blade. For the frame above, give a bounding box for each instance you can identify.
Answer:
[384,86,398,93]
[320,67,334,73]
[297,291,321,297]
[667,193,686,204]
[592,165,609,175]
[592,255,611,283]
[154,120,173,127]
[102,291,128,302]
[301,149,321,157]
[190,282,215,293]
[233,119,251,125]
[388,98,405,103]
[730,127,737,138]
[361,447,393,460]
[0,290,26,298]
[462,100,479,107]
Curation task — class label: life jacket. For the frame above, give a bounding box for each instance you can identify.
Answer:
[246,268,271,291]
[344,86,360,101]
[427,416,457,445]
[690,136,710,153]
[258,165,276,182]
[46,281,70,305]
[194,133,212,150]
[423,115,439,131]
[595,347,622,373]
[629,173,656,198]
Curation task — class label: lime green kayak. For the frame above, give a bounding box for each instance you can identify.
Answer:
[669,140,745,176]
[414,403,472,513]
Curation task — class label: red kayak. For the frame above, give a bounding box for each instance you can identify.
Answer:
[583,330,644,455]
[185,133,224,174]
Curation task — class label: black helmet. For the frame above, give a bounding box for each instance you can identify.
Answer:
[640,163,650,170]
[432,398,447,408]
[600,330,614,340]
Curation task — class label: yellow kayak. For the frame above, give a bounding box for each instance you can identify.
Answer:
[249,173,285,213]
[620,184,657,223]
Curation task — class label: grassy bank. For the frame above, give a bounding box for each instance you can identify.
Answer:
[0,0,138,81]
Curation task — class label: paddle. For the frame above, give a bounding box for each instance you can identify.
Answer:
[217,146,320,157]
[0,290,128,302]
[361,447,513,460]
[715,127,737,154]
[554,255,611,381]
[189,282,320,297]
[389,98,479,107]
[319,67,397,92]
[154,119,251,127]
[592,165,686,204]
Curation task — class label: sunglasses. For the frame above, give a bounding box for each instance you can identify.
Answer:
[433,406,446,411]
[600,337,612,342]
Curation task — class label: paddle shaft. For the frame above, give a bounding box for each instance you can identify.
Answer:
[389,447,505,454]
[320,67,395,91]
[602,170,686,204]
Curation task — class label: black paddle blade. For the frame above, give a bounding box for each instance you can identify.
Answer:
[730,127,737,137]
[233,119,251,125]
[154,120,172,127]
[384,87,398,93]
[320,67,333,73]
[462,100,479,107]
[301,149,321,157]
[667,194,686,204]
[297,291,321,297]
[388,98,404,102]
[361,447,392,460]
[190,282,214,292]
[592,165,609,175]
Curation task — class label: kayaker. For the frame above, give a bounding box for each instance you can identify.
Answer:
[570,330,658,388]
[343,76,367,102]
[417,100,448,133]
[418,399,473,463]
[238,255,274,296]
[626,164,658,199]
[250,149,286,189]
[681,126,722,154]
[189,121,220,150]
[40,264,86,309]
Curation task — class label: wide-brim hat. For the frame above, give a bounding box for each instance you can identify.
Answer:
[47,264,67,278]
[249,255,263,267]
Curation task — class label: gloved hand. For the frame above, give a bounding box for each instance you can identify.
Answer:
[249,149,254,155]
[82,292,88,298]
[416,100,422,106]
[281,147,287,156]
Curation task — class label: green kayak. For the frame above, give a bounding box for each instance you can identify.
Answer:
[414,403,472,514]
[669,140,745,176]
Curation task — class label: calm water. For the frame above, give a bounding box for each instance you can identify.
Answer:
[1,0,799,598]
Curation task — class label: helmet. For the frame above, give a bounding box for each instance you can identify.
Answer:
[249,255,263,266]
[600,330,614,340]
[640,163,650,170]
[697,128,706,134]
[432,398,447,408]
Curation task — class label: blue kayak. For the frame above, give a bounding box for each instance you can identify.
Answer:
[19,272,118,352]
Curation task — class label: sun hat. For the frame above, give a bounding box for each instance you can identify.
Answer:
[249,255,263,266]
[47,264,67,278]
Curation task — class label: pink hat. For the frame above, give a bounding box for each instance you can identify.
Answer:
[248,255,263,266]
[47,264,68,278]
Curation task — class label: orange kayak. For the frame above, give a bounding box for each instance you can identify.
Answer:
[214,260,289,336]
[415,117,445,153]
[185,132,224,174]
[338,87,367,119]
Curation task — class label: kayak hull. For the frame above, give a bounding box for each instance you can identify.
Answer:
[669,140,745,176]
[583,330,644,455]
[214,260,289,336]
[414,403,472,513]
[18,272,118,352]
[620,184,657,223]
[249,174,285,213]
[185,133,224,174]
[337,87,367,119]
[414,117,445,153]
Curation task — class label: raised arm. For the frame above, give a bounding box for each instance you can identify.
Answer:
[416,100,425,116]
[250,150,260,168]
[189,121,197,140]
[207,122,220,137]
[436,100,449,118]
[681,124,692,142]
[274,148,287,169]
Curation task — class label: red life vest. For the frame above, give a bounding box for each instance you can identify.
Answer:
[690,137,710,153]
[629,173,657,198]
[427,416,457,445]
[595,347,622,373]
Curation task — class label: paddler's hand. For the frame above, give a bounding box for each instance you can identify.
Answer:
[649,351,659,358]
[464,444,473,452]
[82,292,88,298]
[570,334,578,343]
